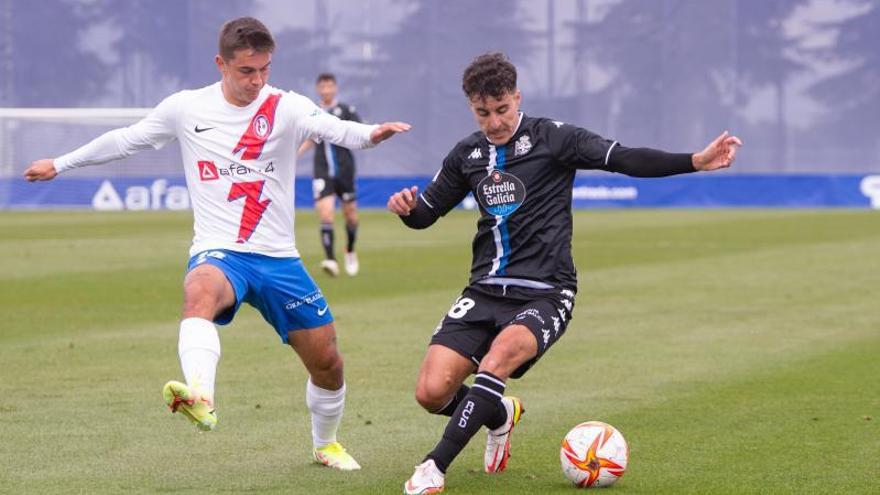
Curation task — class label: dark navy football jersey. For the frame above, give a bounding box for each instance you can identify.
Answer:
[313,102,361,179]
[421,113,624,291]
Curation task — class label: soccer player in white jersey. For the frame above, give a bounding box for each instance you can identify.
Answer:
[23,17,410,471]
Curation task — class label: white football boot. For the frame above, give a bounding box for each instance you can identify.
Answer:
[404,459,445,494]
[484,396,524,473]
[320,259,340,277]
[343,251,359,276]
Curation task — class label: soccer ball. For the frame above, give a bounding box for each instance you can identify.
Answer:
[560,421,628,488]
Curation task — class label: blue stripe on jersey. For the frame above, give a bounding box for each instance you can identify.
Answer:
[324,141,339,177]
[495,146,511,275]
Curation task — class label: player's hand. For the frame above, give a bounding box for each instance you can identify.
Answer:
[23,159,59,182]
[388,186,419,215]
[692,131,743,172]
[371,122,412,144]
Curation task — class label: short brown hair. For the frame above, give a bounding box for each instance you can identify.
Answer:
[462,52,517,100]
[218,17,275,61]
[316,73,337,84]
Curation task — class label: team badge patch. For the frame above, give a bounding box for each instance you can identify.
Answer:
[254,115,271,138]
[233,93,282,160]
[514,134,532,157]
[476,169,526,217]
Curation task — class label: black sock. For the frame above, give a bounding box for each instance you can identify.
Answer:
[426,371,508,473]
[345,222,358,253]
[320,223,335,260]
[431,385,470,417]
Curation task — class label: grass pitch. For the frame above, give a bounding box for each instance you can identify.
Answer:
[0,209,878,494]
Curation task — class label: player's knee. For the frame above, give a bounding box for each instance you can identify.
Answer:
[414,388,443,412]
[415,378,454,412]
[181,284,223,319]
[312,350,344,380]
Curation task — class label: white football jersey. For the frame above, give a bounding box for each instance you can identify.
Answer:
[54,82,378,257]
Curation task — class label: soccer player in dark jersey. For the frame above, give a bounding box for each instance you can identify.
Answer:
[298,73,363,277]
[388,52,742,494]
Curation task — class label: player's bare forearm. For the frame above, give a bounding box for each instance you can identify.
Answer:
[371,122,412,144]
[23,159,58,182]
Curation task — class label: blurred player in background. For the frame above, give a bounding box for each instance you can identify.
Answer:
[388,52,741,494]
[24,16,410,471]
[297,73,363,277]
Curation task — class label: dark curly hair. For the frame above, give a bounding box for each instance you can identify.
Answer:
[462,52,517,100]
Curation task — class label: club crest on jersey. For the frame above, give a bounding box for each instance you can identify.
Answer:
[477,170,526,217]
[253,115,271,138]
[514,134,532,157]
[198,160,219,181]
[233,93,282,160]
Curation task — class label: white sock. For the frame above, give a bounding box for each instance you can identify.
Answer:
[306,379,346,448]
[178,317,221,402]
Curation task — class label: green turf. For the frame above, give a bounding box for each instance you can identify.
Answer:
[0,209,877,494]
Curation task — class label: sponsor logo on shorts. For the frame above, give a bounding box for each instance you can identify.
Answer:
[542,328,551,347]
[284,290,325,311]
[552,316,561,335]
[317,306,329,316]
[515,308,545,325]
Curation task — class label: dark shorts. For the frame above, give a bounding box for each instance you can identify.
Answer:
[430,283,576,378]
[313,176,356,202]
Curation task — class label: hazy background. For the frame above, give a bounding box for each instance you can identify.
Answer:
[1,0,879,177]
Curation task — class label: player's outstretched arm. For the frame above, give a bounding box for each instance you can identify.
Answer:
[23,159,58,182]
[388,186,419,215]
[371,122,411,144]
[692,131,743,172]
